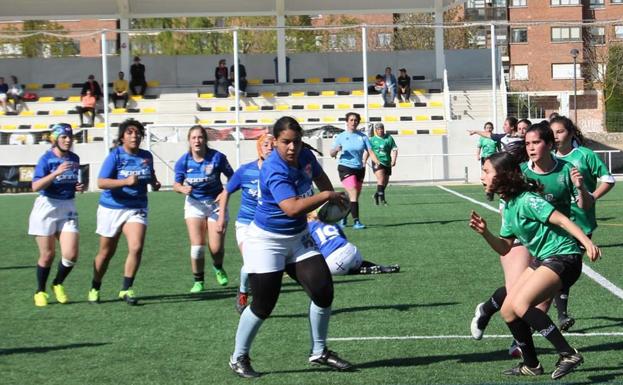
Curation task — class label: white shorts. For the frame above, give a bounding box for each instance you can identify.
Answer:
[242,222,320,274]
[96,205,148,237]
[28,196,79,236]
[184,196,227,221]
[0,93,7,102]
[325,242,363,275]
[235,221,251,246]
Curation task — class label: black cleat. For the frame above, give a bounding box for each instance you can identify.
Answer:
[551,349,583,380]
[309,348,354,371]
[380,264,400,273]
[558,315,575,332]
[229,354,260,378]
[502,362,544,376]
[359,265,381,275]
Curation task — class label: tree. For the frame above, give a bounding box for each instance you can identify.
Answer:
[0,21,78,58]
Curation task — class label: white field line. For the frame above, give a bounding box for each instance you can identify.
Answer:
[329,332,623,342]
[436,185,623,301]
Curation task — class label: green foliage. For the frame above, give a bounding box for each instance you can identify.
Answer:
[0,21,78,58]
[604,44,623,132]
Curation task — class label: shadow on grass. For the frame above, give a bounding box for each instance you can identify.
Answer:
[0,265,33,270]
[596,242,623,249]
[571,316,623,333]
[0,342,110,356]
[271,302,458,319]
[282,277,374,288]
[67,288,238,306]
[382,219,466,228]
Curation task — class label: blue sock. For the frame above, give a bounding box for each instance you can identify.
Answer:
[309,302,331,356]
[233,307,264,360]
[239,266,250,294]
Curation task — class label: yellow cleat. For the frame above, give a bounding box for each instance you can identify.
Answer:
[34,291,49,307]
[52,284,69,304]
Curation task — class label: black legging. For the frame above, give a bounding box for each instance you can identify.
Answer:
[248,254,334,320]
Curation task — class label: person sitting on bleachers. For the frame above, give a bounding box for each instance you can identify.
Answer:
[228,63,248,97]
[397,68,411,103]
[0,76,8,113]
[77,89,97,127]
[81,74,103,101]
[214,59,229,97]
[130,56,147,96]
[368,74,384,95]
[112,71,129,109]
[382,67,397,106]
[7,75,28,113]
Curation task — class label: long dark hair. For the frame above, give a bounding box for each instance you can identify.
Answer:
[487,152,542,201]
[525,121,554,146]
[550,115,585,146]
[505,116,518,133]
[117,119,145,144]
[273,116,323,156]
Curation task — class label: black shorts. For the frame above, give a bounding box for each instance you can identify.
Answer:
[372,163,392,176]
[337,165,365,182]
[529,254,582,291]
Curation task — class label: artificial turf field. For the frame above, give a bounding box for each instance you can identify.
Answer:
[1,185,622,385]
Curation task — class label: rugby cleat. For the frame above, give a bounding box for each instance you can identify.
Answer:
[470,302,489,340]
[502,362,544,376]
[52,284,69,304]
[214,267,229,286]
[509,339,523,358]
[558,315,576,332]
[118,289,138,306]
[551,349,583,380]
[337,218,348,228]
[229,354,260,378]
[380,264,400,274]
[309,348,354,371]
[359,265,381,274]
[352,220,366,230]
[88,288,100,304]
[34,291,49,307]
[190,281,205,294]
[236,292,249,315]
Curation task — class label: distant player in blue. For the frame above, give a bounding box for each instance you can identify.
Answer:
[229,116,353,378]
[89,119,161,306]
[29,123,84,307]
[218,133,274,314]
[173,125,234,293]
[307,212,400,275]
[330,112,379,229]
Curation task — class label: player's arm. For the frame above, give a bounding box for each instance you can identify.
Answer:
[548,210,600,262]
[592,179,615,200]
[98,176,137,189]
[570,167,592,210]
[469,210,513,255]
[31,162,71,192]
[390,147,398,167]
[468,130,491,138]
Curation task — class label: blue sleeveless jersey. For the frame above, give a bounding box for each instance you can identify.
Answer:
[33,149,80,200]
[174,149,234,201]
[308,220,348,258]
[254,148,322,235]
[226,160,260,225]
[98,147,154,209]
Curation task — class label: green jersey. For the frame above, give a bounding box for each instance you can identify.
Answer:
[500,191,581,260]
[557,146,614,234]
[369,134,397,167]
[477,136,498,159]
[520,158,577,218]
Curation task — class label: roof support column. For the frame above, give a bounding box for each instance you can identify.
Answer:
[490,24,498,130]
[120,17,130,79]
[276,0,287,83]
[434,0,445,80]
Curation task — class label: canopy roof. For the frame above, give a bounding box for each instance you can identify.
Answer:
[0,0,465,21]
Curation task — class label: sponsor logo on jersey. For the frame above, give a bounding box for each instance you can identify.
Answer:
[204,164,214,175]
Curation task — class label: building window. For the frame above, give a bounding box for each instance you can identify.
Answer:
[510,0,526,6]
[551,27,581,42]
[0,43,23,57]
[616,26,623,39]
[512,65,529,80]
[377,33,392,48]
[510,28,528,43]
[613,0,623,3]
[552,63,581,79]
[551,0,580,5]
[328,34,356,50]
[592,63,606,82]
[589,27,605,44]
[590,0,605,6]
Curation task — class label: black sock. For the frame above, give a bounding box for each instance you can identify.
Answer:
[122,276,135,291]
[481,286,506,320]
[52,260,74,285]
[521,307,574,355]
[350,201,359,221]
[506,319,539,368]
[554,288,570,319]
[36,265,51,293]
[378,185,386,202]
[213,263,223,270]
[193,272,205,282]
[91,280,102,290]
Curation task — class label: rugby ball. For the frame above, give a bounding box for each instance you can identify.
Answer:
[317,196,350,224]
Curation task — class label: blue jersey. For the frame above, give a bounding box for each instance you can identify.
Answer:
[226,160,260,225]
[308,220,348,258]
[332,130,371,169]
[254,148,322,235]
[33,149,80,200]
[174,149,234,201]
[98,146,155,209]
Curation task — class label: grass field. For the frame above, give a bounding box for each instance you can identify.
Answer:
[1,185,623,385]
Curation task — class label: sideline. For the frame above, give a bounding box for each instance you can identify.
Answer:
[329,332,623,342]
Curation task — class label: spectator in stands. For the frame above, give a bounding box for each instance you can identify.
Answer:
[81,75,103,101]
[397,68,411,103]
[7,75,28,113]
[228,62,248,97]
[214,59,229,97]
[112,71,129,109]
[382,67,397,106]
[77,89,97,127]
[130,56,147,96]
[368,74,385,96]
[0,76,8,113]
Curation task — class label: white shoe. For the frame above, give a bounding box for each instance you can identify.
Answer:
[470,302,487,340]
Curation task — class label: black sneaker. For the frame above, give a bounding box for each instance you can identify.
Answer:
[381,199,388,206]
[380,264,400,273]
[229,354,260,378]
[551,349,583,380]
[309,348,354,371]
[502,362,544,376]
[558,315,576,332]
[374,193,380,205]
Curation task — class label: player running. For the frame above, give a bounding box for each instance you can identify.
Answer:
[366,123,398,206]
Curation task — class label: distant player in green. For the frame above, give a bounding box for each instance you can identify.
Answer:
[551,115,615,330]
[470,151,600,380]
[476,122,499,165]
[366,123,398,205]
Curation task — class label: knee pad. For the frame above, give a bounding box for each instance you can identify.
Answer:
[190,245,205,260]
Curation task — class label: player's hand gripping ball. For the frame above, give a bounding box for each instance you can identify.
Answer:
[317,193,350,224]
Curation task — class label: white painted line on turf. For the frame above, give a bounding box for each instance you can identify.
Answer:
[436,185,623,301]
[329,332,623,342]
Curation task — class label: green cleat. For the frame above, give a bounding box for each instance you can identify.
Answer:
[88,288,100,304]
[118,289,138,306]
[52,284,69,304]
[190,281,205,293]
[214,267,229,286]
[34,291,49,307]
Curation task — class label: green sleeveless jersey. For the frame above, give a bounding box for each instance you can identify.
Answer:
[520,158,577,218]
[478,136,498,159]
[369,134,397,167]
